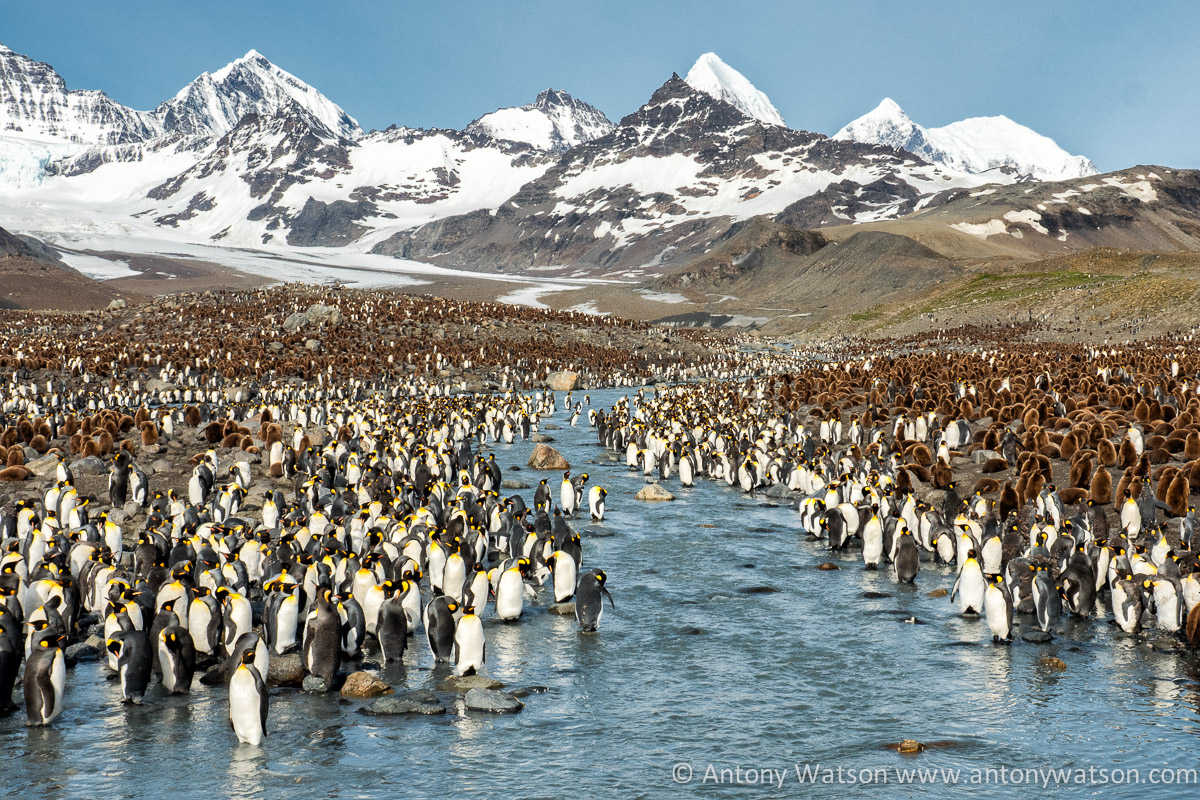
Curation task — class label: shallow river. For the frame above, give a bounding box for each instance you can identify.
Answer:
[3,388,1200,798]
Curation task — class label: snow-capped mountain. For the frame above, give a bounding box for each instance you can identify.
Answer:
[5,37,1162,289]
[154,50,360,140]
[370,74,985,271]
[0,42,159,145]
[684,52,784,127]
[0,41,358,189]
[466,89,613,152]
[835,98,1097,181]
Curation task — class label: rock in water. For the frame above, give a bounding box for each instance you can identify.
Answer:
[464,688,524,713]
[1039,657,1067,671]
[302,675,331,693]
[897,739,926,754]
[267,653,305,687]
[360,694,446,716]
[545,371,580,391]
[340,671,392,698]
[816,563,840,571]
[528,444,570,470]
[635,484,675,501]
[502,478,530,489]
[548,602,576,615]
[439,675,504,691]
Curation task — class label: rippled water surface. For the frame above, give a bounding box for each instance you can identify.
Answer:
[4,387,1200,798]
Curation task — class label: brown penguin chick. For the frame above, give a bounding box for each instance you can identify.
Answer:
[999,483,1020,520]
[1165,474,1190,518]
[1118,438,1138,469]
[1060,432,1079,461]
[1155,467,1179,503]
[908,443,933,467]
[982,458,1010,474]
[931,460,953,490]
[140,422,159,446]
[1185,432,1200,460]
[1069,456,1093,490]
[1095,438,1117,467]
[0,465,32,481]
[1057,487,1089,506]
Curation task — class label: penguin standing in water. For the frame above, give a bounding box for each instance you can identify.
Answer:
[158,625,195,695]
[453,605,485,676]
[425,596,458,663]
[560,472,577,517]
[303,588,342,686]
[228,649,268,746]
[984,575,1014,643]
[1032,565,1061,633]
[376,582,408,666]
[893,528,919,584]
[493,558,531,621]
[950,549,986,615]
[588,486,607,522]
[1112,577,1144,634]
[547,551,578,602]
[24,630,66,726]
[107,629,152,704]
[575,569,614,632]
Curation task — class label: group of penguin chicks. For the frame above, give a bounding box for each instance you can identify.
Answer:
[594,385,1200,650]
[1,387,615,746]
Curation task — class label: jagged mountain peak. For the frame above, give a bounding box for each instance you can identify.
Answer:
[684,52,785,127]
[466,87,613,152]
[156,50,360,140]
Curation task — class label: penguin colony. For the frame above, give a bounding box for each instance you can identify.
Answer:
[592,330,1200,652]
[0,381,620,735]
[0,286,749,738]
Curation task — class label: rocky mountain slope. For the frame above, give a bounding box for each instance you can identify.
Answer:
[0,225,138,310]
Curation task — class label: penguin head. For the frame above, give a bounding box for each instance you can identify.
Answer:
[239,648,256,666]
[106,638,123,657]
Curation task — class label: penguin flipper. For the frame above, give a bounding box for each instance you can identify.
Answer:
[256,669,268,736]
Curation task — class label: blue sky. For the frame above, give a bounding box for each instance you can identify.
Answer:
[5,1,1198,171]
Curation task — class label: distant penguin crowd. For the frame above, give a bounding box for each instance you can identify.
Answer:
[593,338,1200,652]
[1,371,615,738]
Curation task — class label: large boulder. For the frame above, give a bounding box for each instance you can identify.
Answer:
[545,371,580,391]
[528,444,569,470]
[305,304,343,326]
[635,484,675,501]
[267,653,305,686]
[341,671,393,698]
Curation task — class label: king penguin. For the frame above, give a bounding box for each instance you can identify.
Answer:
[107,629,152,704]
[575,569,615,632]
[950,549,986,615]
[453,604,486,676]
[157,625,195,695]
[24,629,66,726]
[984,575,1014,643]
[228,649,268,746]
